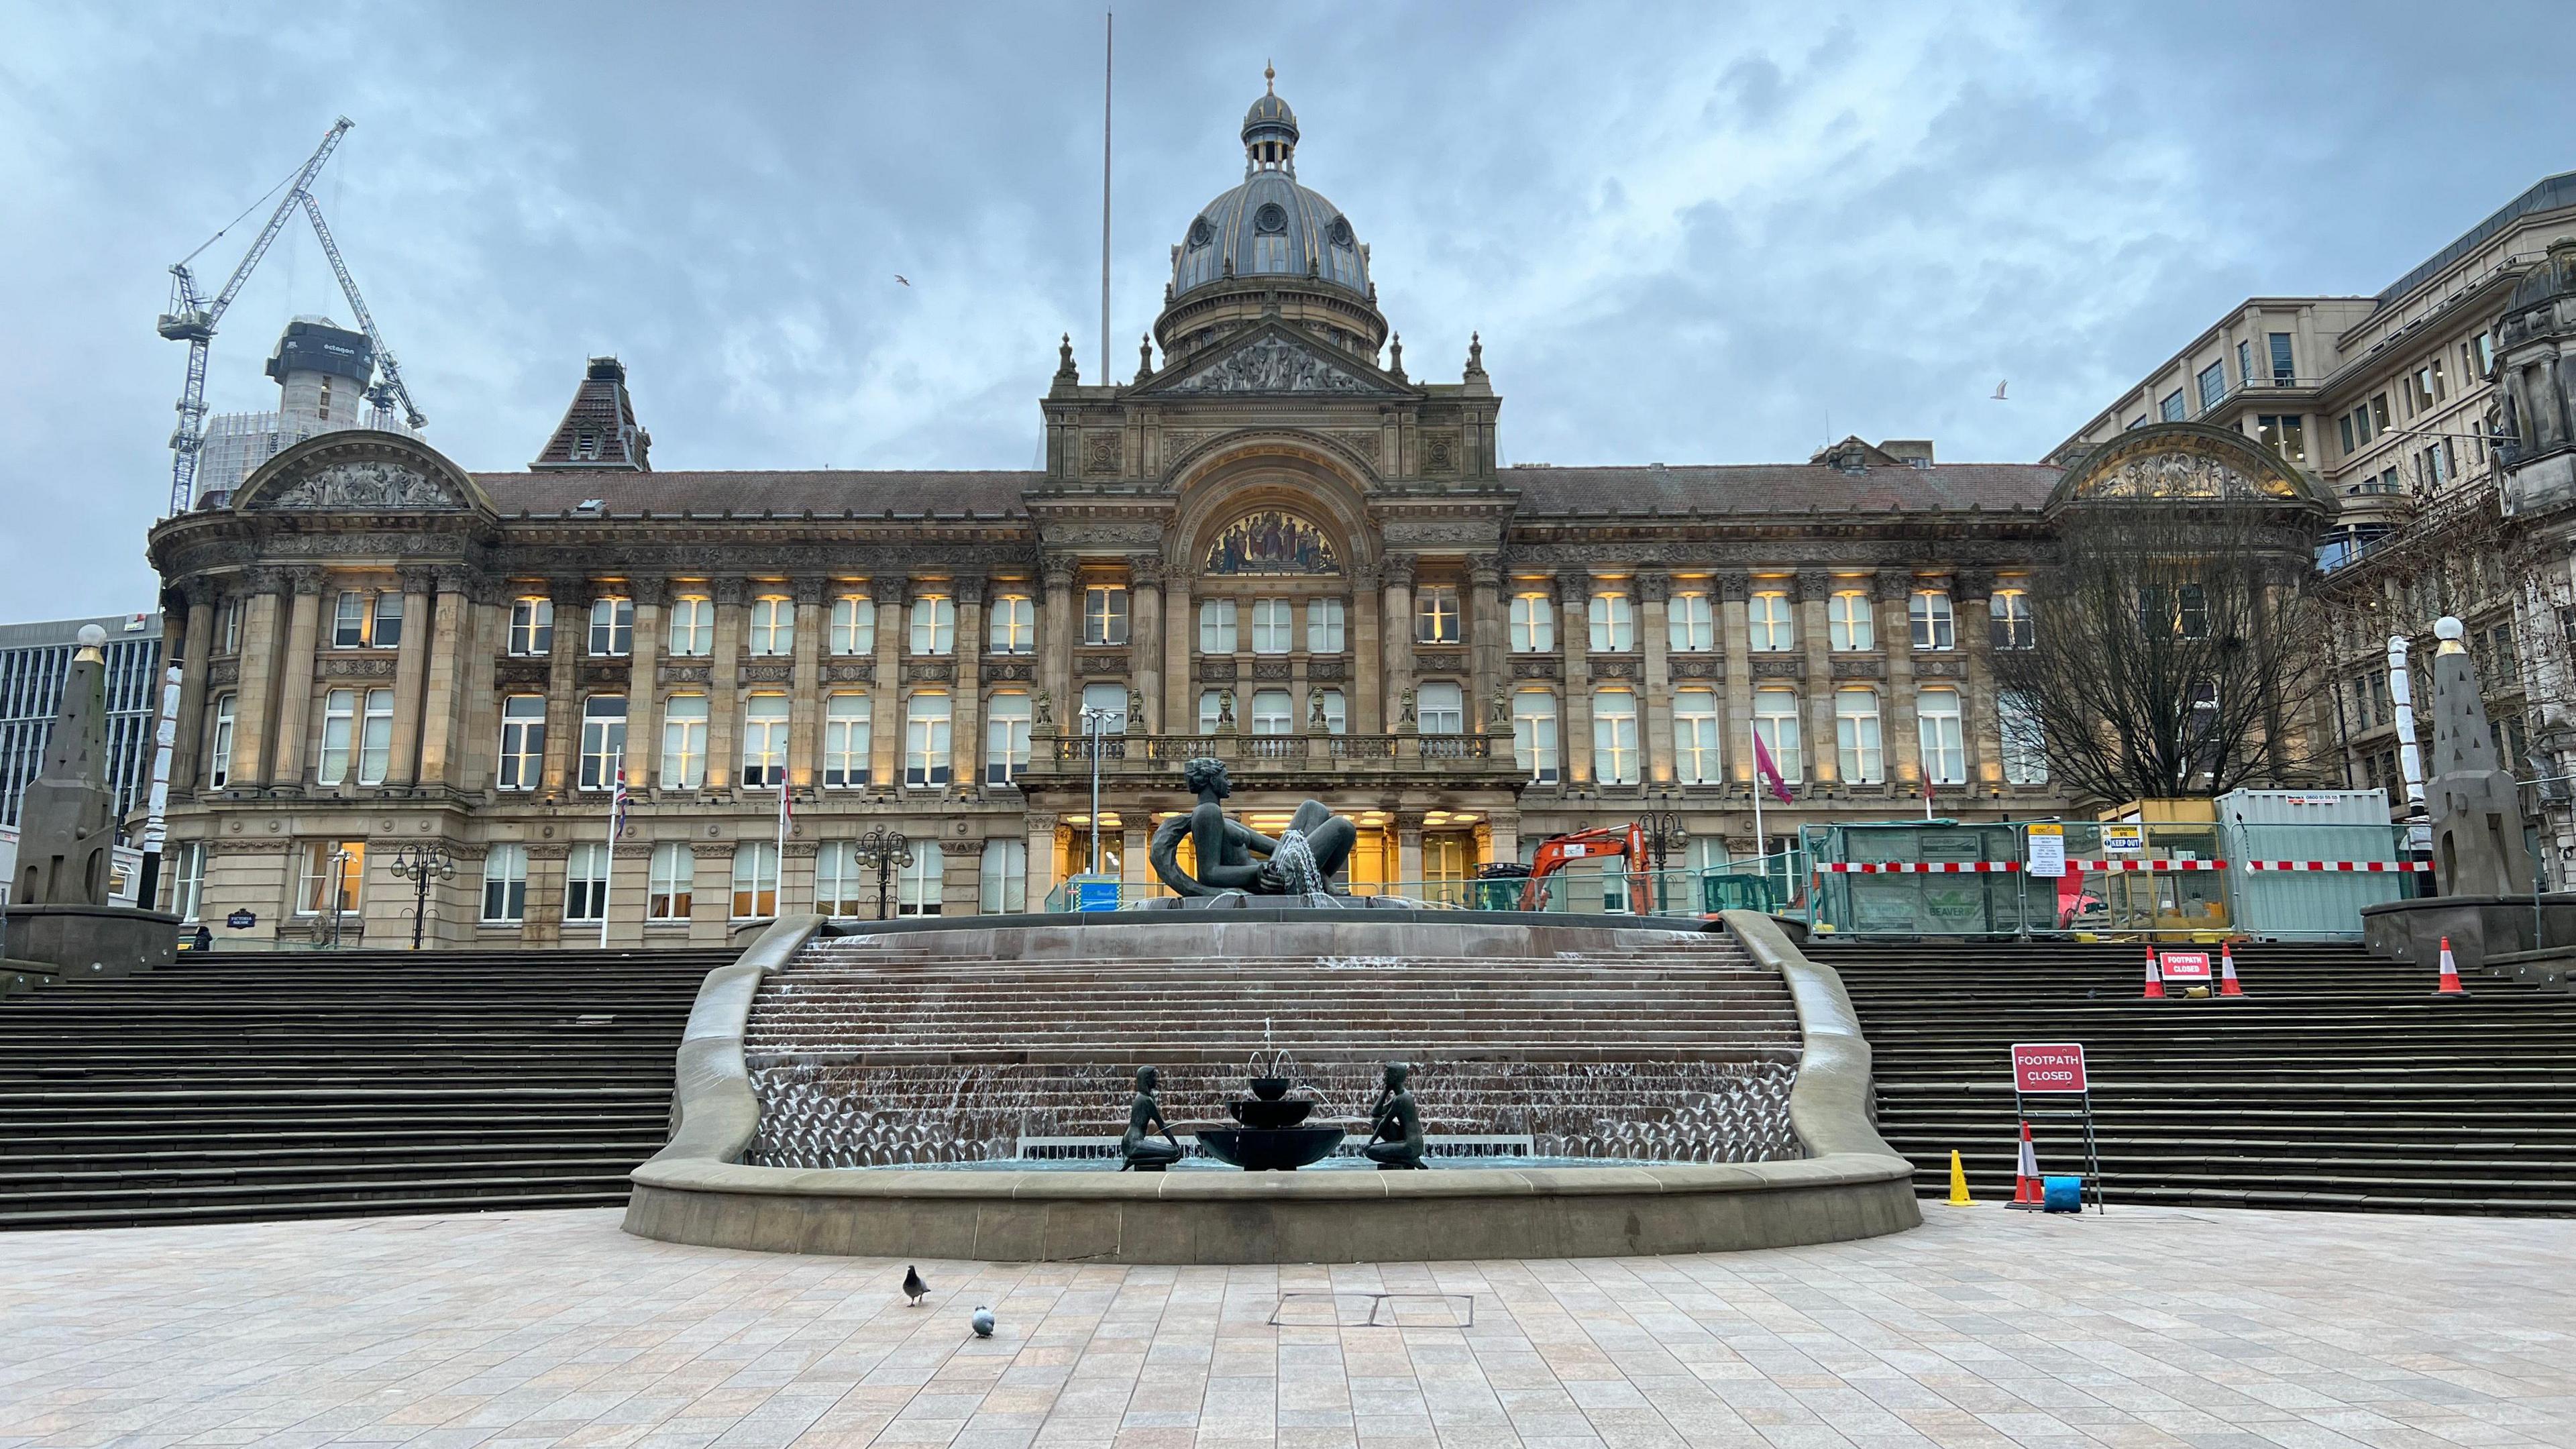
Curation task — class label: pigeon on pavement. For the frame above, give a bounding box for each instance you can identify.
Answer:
[971,1305,996,1338]
[902,1266,928,1306]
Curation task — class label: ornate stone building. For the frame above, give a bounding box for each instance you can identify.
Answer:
[144,80,2143,947]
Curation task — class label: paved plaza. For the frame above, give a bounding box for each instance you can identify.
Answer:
[1,1205,2569,1449]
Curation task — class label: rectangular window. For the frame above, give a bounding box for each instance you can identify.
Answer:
[482,843,527,923]
[1591,688,1639,785]
[2237,339,2253,387]
[1749,592,1794,651]
[1674,688,1721,785]
[1909,592,1955,651]
[2370,392,2391,432]
[209,693,235,788]
[647,841,694,921]
[298,840,364,916]
[1415,585,1460,644]
[1829,591,1875,651]
[217,599,244,654]
[1198,690,1226,735]
[372,592,403,649]
[1587,592,1634,653]
[508,597,553,656]
[666,595,713,657]
[1250,598,1295,654]
[897,843,945,917]
[1835,688,1884,784]
[814,841,864,917]
[2428,356,2447,402]
[1199,598,1238,653]
[2000,690,2048,785]
[2474,330,2494,376]
[1512,689,1559,783]
[747,595,795,657]
[1753,688,1802,782]
[1917,687,1965,786]
[1252,688,1296,735]
[1990,590,2035,650]
[986,594,1034,655]
[332,591,368,649]
[1305,598,1346,653]
[2339,413,2357,455]
[1083,585,1129,646]
[2196,360,2226,413]
[586,597,633,657]
[2159,390,2186,422]
[2257,414,2306,464]
[908,594,955,655]
[980,840,1027,914]
[739,693,789,787]
[1417,682,1462,735]
[1668,592,1714,653]
[1317,687,1347,736]
[578,695,627,790]
[318,688,356,784]
[2267,332,2295,386]
[985,692,1032,783]
[358,688,392,785]
[904,694,952,786]
[730,843,778,920]
[170,841,207,922]
[1081,681,1129,734]
[497,696,545,790]
[823,694,871,788]
[1509,592,1554,653]
[660,694,708,789]
[562,841,610,923]
[830,594,875,655]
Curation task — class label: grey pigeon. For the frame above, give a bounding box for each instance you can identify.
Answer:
[902,1266,928,1306]
[971,1305,996,1338]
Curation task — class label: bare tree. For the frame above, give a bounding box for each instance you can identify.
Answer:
[1993,500,2329,808]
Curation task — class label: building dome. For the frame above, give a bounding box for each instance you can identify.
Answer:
[1169,67,1371,304]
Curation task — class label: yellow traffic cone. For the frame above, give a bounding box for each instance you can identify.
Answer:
[1947,1150,1974,1206]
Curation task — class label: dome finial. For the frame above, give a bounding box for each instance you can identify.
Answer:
[1265,60,1275,94]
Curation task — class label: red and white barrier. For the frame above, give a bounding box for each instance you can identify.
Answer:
[2068,859,2228,872]
[1815,861,2021,873]
[2241,860,2430,873]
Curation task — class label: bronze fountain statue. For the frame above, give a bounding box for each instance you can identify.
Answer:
[1362,1062,1428,1169]
[1148,757,1359,898]
[1119,1066,1184,1171]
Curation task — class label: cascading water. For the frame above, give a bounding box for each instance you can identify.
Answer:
[1268,826,1336,904]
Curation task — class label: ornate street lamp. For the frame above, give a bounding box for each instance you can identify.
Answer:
[1079,704,1117,875]
[386,842,455,951]
[853,824,913,920]
[1640,789,1688,873]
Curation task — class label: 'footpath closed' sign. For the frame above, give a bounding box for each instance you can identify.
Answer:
[2010,1042,2090,1093]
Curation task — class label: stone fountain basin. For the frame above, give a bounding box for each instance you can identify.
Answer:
[1193,1124,1346,1171]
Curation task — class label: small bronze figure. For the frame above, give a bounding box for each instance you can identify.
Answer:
[1362,1061,1428,1170]
[1147,757,1358,897]
[1120,1065,1184,1172]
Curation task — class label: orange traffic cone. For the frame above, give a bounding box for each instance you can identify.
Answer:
[2218,943,2245,998]
[2141,946,2165,1000]
[2007,1121,2044,1210]
[2432,936,2472,1000]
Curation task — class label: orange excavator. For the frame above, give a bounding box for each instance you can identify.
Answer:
[1477,822,1653,914]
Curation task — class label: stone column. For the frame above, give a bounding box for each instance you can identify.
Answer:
[1397,810,1426,889]
[1720,572,1754,787]
[868,576,904,792]
[170,586,214,792]
[227,570,288,788]
[706,580,745,795]
[786,577,825,790]
[1468,553,1503,733]
[953,576,987,792]
[1560,571,1593,785]
[1351,564,1383,735]
[627,578,665,792]
[267,568,325,786]
[1024,811,1060,906]
[1796,570,1837,786]
[1880,572,1920,789]
[1956,570,2001,787]
[688,842,733,947]
[1039,555,1076,724]
[1640,571,1675,784]
[538,578,590,795]
[1161,569,1193,735]
[1127,556,1162,737]
[384,567,435,788]
[1380,554,1416,732]
[453,586,505,792]
[415,570,472,789]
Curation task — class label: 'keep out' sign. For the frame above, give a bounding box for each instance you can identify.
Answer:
[2010,1042,2090,1093]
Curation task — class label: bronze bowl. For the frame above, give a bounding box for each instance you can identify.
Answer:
[1193,1124,1344,1171]
[1227,1097,1313,1130]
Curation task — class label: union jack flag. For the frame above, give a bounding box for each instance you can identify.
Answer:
[610,768,631,838]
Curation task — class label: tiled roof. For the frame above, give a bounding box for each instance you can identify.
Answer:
[1507,463,2060,517]
[473,470,1039,519]
[531,358,650,471]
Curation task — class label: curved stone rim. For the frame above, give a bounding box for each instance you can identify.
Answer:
[624,909,1921,1261]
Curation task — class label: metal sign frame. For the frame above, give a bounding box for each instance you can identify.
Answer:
[2009,1042,2103,1214]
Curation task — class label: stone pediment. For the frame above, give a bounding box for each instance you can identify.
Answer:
[1146,326,1406,398]
[235,431,490,515]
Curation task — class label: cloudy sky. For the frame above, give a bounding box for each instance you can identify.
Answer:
[1,1,2566,621]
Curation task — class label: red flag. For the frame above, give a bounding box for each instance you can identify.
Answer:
[1753,732,1793,804]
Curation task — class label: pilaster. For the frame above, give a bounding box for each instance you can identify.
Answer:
[384,566,434,787]
[1380,553,1416,733]
[268,569,325,787]
[1559,571,1592,785]
[868,576,904,793]
[1795,569,1837,786]
[1879,572,1921,788]
[171,592,214,793]
[1719,571,1753,786]
[1640,570,1674,783]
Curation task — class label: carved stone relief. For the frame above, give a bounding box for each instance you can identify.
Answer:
[1415,650,1468,674]
[981,660,1036,683]
[1831,657,1886,680]
[1917,657,1967,678]
[1165,334,1375,394]
[740,663,794,686]
[902,661,955,684]
[660,663,714,686]
[262,461,464,512]
[1251,659,1293,682]
[1751,657,1803,679]
[1423,433,1461,474]
[1307,658,1347,682]
[1198,659,1237,682]
[822,661,875,684]
[317,657,396,680]
[1592,658,1640,680]
[1083,432,1124,476]
[1510,657,1560,680]
[1668,657,1721,680]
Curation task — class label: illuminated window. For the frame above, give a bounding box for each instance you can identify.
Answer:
[506,597,553,656]
[1749,592,1794,651]
[1674,688,1721,784]
[1668,592,1714,652]
[1829,591,1874,651]
[908,594,955,655]
[739,693,789,787]
[587,597,633,657]
[1909,592,1955,651]
[1415,586,1460,644]
[1753,688,1802,780]
[730,843,777,920]
[497,696,545,790]
[1512,689,1558,782]
[1918,687,1964,785]
[747,595,794,657]
[987,594,1034,654]
[897,843,945,916]
[823,694,871,788]
[985,692,1032,783]
[1587,592,1633,652]
[1835,688,1883,784]
[1083,586,1128,646]
[659,694,707,789]
[647,842,694,921]
[1509,592,1554,653]
[1990,591,2035,649]
[665,594,713,656]
[904,694,952,786]
[1592,688,1639,784]
[830,594,875,655]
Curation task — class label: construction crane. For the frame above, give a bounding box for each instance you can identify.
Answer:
[156,116,427,516]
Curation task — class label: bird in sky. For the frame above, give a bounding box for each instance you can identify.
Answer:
[902,1266,929,1305]
[1992,380,2009,400]
[895,274,911,287]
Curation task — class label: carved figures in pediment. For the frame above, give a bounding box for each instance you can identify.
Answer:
[1168,335,1370,394]
[263,460,463,512]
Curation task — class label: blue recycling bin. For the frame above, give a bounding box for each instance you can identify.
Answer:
[2042,1175,2084,1213]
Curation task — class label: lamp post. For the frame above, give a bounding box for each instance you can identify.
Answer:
[324,846,356,949]
[853,824,912,920]
[386,842,455,951]
[1079,704,1115,875]
[1639,789,1688,915]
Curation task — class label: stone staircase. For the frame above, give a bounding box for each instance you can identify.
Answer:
[747,928,1805,1167]
[1827,939,2576,1214]
[0,948,726,1230]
